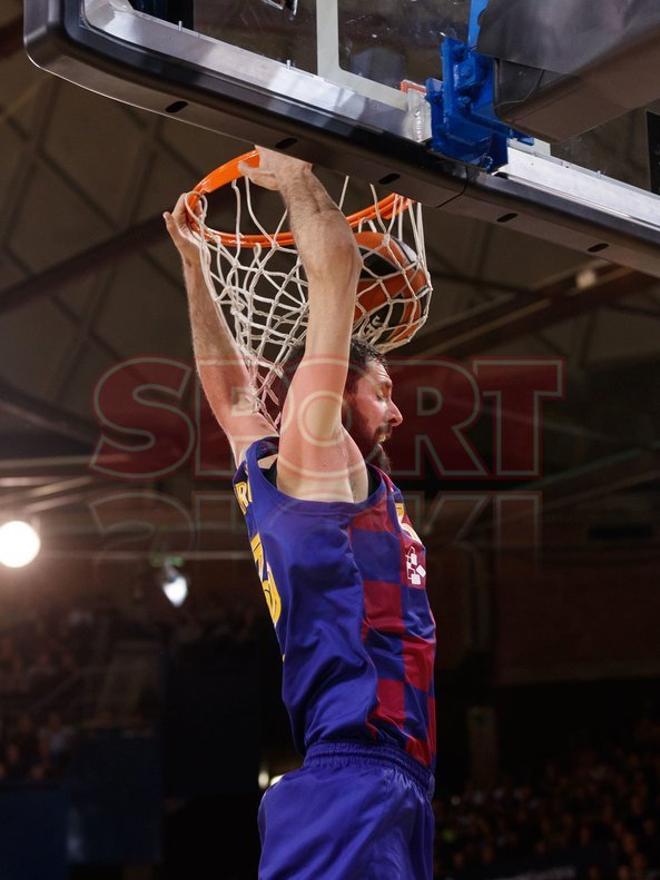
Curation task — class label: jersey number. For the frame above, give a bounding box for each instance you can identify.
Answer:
[250,533,282,625]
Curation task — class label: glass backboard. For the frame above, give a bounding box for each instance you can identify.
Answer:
[24,0,660,276]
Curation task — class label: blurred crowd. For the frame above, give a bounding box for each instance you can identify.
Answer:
[0,607,93,699]
[0,606,96,784]
[167,603,261,652]
[434,718,660,880]
[1,601,657,880]
[0,710,75,783]
[0,599,261,785]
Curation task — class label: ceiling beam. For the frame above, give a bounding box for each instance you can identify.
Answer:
[457,442,660,548]
[606,302,660,321]
[407,266,657,358]
[539,448,660,511]
[0,376,98,445]
[0,214,167,315]
[0,475,96,509]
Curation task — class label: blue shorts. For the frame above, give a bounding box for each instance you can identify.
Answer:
[258,742,435,880]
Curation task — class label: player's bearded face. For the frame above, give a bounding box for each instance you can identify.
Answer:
[343,400,392,473]
[342,361,402,474]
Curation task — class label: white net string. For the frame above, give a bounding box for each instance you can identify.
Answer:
[187,175,432,420]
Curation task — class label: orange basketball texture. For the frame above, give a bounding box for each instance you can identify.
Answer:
[353,231,430,347]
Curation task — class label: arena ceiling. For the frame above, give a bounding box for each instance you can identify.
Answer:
[1,4,659,565]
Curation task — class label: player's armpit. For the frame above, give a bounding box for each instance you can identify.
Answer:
[224,410,277,468]
[230,418,277,467]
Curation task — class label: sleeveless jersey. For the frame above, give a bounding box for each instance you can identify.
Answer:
[233,436,436,771]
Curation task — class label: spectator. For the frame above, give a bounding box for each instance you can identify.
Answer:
[629,852,649,880]
[28,737,57,782]
[0,636,19,694]
[40,712,74,769]
[640,817,659,867]
[59,649,80,679]
[11,713,40,768]
[26,650,58,696]
[0,635,16,672]
[1,742,28,782]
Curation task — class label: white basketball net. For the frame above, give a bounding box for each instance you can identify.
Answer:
[186,175,431,419]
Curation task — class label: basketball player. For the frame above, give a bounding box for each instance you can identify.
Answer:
[164,147,436,879]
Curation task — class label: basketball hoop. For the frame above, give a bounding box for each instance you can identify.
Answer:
[186,150,432,419]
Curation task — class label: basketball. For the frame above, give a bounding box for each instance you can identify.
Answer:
[354,231,431,348]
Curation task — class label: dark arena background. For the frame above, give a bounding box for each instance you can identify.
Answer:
[1,1,660,879]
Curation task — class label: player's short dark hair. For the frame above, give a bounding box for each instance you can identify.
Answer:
[271,338,387,406]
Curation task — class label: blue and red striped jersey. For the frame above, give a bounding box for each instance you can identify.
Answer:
[233,436,436,770]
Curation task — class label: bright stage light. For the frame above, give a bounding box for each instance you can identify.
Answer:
[0,520,41,568]
[160,560,188,607]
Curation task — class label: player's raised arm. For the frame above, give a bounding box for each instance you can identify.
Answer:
[241,149,363,502]
[164,194,275,466]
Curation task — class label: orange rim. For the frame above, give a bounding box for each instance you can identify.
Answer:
[188,150,412,249]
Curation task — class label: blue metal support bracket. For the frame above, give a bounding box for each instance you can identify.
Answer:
[426,0,533,170]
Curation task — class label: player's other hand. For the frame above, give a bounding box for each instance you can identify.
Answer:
[163,193,207,268]
[239,146,312,191]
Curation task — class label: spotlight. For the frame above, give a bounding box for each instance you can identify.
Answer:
[0,520,41,568]
[159,559,188,607]
[258,769,269,790]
